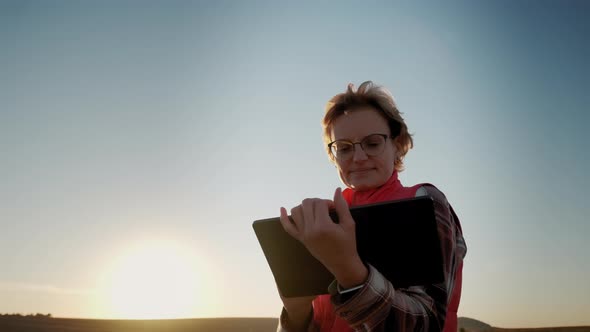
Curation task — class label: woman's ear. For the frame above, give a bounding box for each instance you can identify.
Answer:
[328,153,336,164]
[391,137,400,155]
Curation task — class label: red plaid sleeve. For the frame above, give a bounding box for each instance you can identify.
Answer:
[330,186,467,331]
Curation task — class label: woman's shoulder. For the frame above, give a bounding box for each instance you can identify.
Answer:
[414,183,447,203]
[415,183,465,237]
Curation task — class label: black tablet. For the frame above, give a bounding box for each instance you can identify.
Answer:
[252,196,444,298]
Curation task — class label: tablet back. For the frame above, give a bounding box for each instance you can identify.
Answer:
[252,196,444,297]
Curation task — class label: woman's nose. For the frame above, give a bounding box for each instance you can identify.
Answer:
[352,144,368,161]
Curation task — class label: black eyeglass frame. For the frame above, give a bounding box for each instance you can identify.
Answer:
[327,133,394,160]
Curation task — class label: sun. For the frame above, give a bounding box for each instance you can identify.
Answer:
[101,240,207,319]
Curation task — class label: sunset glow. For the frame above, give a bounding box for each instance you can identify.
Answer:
[100,241,206,319]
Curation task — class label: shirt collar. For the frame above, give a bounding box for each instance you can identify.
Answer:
[343,170,402,206]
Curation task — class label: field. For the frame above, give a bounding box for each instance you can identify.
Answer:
[0,316,278,332]
[0,316,588,332]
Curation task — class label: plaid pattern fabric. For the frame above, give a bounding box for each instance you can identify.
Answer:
[278,173,467,332]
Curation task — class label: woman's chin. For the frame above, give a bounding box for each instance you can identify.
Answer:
[346,173,389,191]
[348,180,377,192]
[341,172,384,191]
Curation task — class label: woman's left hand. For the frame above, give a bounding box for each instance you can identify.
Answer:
[279,187,368,288]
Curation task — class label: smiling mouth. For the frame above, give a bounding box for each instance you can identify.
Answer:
[351,168,374,174]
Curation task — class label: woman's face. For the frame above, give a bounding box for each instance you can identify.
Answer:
[330,107,397,191]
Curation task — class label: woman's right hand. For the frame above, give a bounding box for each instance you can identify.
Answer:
[279,188,367,289]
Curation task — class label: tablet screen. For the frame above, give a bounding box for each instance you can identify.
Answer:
[253,196,444,297]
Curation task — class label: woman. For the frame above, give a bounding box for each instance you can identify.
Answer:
[277,81,467,332]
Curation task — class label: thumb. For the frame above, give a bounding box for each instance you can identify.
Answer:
[333,187,353,226]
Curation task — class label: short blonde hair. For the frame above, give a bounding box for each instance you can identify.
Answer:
[322,81,413,172]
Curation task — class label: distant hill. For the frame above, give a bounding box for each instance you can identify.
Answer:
[459,317,494,331]
[458,317,590,332]
[492,327,590,332]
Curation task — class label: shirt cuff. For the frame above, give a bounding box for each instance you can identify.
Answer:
[329,264,395,327]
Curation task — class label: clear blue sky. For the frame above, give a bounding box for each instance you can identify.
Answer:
[1,0,589,328]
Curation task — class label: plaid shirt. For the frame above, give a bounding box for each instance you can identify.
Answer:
[278,174,467,332]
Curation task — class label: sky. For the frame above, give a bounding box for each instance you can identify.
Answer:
[1,0,589,328]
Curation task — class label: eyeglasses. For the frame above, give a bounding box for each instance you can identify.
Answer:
[328,133,392,161]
